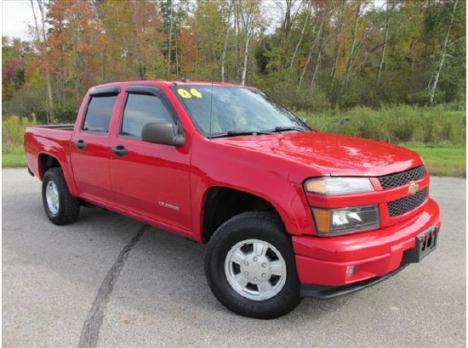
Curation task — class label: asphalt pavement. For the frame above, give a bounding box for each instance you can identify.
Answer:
[2,168,466,347]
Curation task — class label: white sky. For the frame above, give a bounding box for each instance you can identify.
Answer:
[2,0,35,40]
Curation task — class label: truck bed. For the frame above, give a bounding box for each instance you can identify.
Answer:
[24,125,75,179]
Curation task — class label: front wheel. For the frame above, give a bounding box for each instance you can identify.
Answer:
[42,168,80,225]
[204,211,301,319]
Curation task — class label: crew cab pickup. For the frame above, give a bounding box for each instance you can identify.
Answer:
[24,80,441,319]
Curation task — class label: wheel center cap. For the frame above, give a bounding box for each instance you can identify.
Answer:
[242,255,270,283]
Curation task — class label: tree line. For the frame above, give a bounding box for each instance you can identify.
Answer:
[2,0,465,123]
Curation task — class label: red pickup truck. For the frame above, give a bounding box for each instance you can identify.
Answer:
[24,80,440,318]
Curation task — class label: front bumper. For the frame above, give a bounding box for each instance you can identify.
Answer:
[293,198,441,293]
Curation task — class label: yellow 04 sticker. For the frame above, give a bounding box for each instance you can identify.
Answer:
[190,88,203,99]
[177,88,192,99]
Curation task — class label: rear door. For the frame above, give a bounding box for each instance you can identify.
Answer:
[70,87,119,203]
[109,86,192,232]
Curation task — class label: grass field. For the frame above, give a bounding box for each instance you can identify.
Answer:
[3,149,26,168]
[405,145,466,177]
[3,145,465,177]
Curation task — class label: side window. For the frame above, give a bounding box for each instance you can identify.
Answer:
[82,95,117,133]
[121,93,174,138]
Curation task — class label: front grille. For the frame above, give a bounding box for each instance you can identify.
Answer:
[387,188,428,217]
[378,166,426,190]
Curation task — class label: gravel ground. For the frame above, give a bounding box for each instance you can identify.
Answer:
[2,168,466,347]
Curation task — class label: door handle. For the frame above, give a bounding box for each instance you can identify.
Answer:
[112,145,128,157]
[75,139,86,149]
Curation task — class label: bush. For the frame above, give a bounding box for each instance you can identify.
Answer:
[298,104,466,146]
[2,79,49,123]
[2,115,36,152]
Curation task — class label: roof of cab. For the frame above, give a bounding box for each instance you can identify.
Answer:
[90,80,245,91]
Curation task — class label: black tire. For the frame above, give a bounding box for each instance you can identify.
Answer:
[204,211,301,319]
[42,167,80,225]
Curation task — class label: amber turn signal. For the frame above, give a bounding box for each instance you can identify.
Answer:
[311,208,331,234]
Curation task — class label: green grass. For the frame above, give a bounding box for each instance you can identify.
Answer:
[3,149,26,168]
[405,145,466,177]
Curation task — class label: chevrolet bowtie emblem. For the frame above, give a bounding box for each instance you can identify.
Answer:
[408,182,419,195]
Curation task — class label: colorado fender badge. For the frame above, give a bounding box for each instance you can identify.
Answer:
[158,201,180,211]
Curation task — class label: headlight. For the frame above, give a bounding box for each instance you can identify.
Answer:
[312,205,380,236]
[304,177,374,196]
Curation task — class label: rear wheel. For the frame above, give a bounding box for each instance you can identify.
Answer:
[42,168,80,225]
[204,211,301,319]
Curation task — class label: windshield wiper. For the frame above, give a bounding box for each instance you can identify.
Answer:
[210,130,272,138]
[271,126,307,133]
[210,126,309,138]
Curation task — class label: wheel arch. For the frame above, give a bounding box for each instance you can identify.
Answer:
[201,186,291,242]
[38,153,61,179]
[37,152,78,196]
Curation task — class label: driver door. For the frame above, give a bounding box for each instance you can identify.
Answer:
[109,87,192,232]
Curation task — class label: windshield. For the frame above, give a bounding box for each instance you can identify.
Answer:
[172,85,309,137]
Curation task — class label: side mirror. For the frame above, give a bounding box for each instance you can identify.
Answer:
[141,121,185,147]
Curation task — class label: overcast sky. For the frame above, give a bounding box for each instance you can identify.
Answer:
[2,0,35,40]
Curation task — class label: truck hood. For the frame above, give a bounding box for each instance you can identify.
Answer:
[215,131,422,177]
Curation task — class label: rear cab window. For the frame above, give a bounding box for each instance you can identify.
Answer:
[121,93,174,138]
[82,95,118,133]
